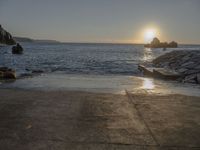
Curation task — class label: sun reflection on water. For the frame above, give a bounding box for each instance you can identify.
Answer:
[143,48,153,62]
[141,78,155,90]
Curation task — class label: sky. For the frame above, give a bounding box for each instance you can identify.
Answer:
[0,0,200,44]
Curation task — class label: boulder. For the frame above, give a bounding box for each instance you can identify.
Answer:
[0,67,16,79]
[12,43,23,54]
[2,71,16,79]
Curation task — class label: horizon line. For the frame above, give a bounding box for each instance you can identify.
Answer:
[14,36,200,45]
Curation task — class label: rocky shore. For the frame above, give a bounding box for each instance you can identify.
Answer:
[153,50,200,84]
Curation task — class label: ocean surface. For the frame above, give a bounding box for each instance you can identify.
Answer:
[1,43,200,96]
[1,42,200,76]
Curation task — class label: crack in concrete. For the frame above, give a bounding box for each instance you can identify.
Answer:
[125,89,160,147]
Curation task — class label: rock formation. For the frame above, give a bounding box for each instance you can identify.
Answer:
[0,67,16,79]
[153,50,200,84]
[168,41,178,48]
[12,43,23,54]
[0,25,16,45]
[144,37,178,48]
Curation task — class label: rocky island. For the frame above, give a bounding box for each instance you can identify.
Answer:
[12,43,24,54]
[0,25,16,45]
[144,37,178,48]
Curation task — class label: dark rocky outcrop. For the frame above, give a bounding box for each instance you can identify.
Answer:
[12,43,23,54]
[144,37,178,48]
[138,65,181,80]
[0,25,16,45]
[153,50,200,84]
[0,67,16,79]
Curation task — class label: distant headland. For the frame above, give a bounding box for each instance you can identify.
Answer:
[144,37,178,48]
[0,25,60,45]
[14,37,60,44]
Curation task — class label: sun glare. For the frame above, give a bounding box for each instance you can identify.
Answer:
[144,29,156,43]
[142,78,155,90]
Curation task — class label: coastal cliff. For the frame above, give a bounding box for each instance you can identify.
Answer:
[0,25,16,45]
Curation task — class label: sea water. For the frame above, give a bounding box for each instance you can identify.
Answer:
[0,43,200,96]
[1,42,191,76]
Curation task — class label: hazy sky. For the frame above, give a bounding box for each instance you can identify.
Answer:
[0,0,200,44]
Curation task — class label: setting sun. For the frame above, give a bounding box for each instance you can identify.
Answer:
[144,29,157,43]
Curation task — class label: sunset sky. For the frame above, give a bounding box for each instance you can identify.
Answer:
[0,0,200,44]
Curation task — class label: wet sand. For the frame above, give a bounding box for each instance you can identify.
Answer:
[0,89,200,150]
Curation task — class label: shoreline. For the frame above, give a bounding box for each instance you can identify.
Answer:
[1,73,200,97]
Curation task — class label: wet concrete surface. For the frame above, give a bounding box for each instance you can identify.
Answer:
[0,89,200,149]
[1,74,200,96]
